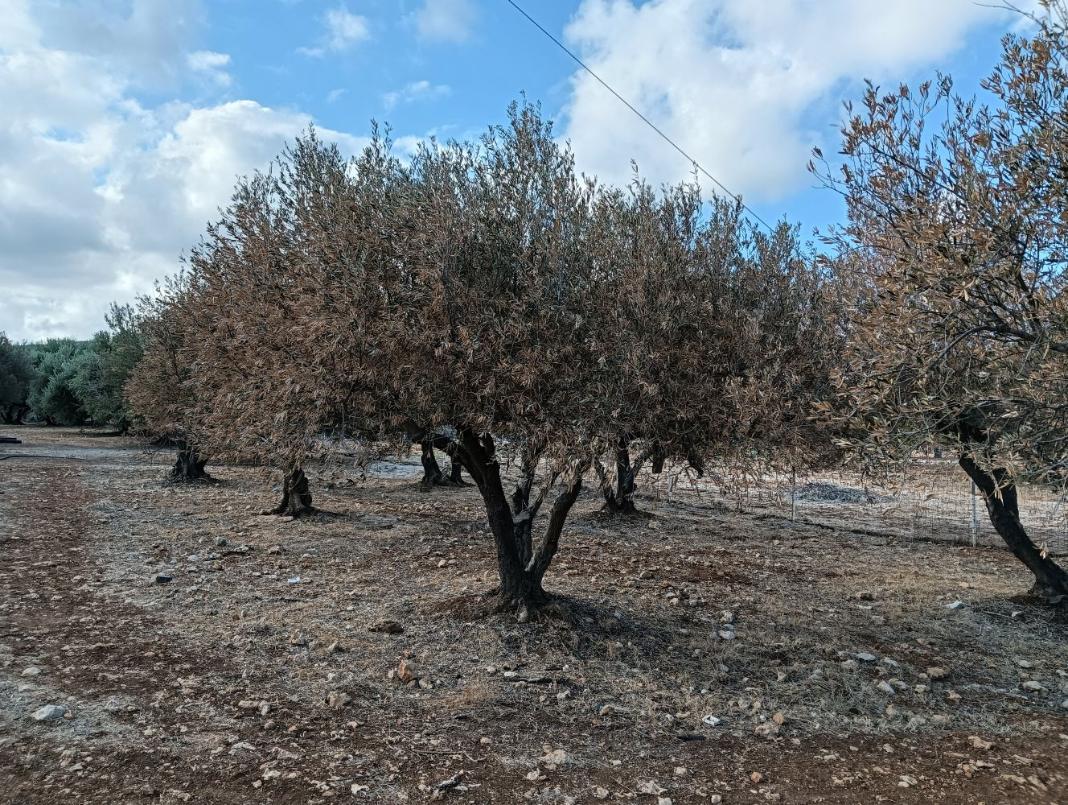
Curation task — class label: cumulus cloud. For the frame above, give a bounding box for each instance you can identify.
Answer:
[382,79,451,110]
[300,6,370,57]
[412,0,477,44]
[0,0,372,341]
[562,0,1012,203]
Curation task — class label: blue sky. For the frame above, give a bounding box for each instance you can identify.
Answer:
[0,0,1032,340]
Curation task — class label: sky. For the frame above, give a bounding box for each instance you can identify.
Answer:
[0,0,1035,341]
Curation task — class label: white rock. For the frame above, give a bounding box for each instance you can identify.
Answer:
[21,666,41,677]
[31,704,67,722]
[540,748,569,766]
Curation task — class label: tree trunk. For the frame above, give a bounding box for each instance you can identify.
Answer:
[170,447,209,483]
[959,454,1068,603]
[3,403,27,425]
[419,439,446,489]
[447,453,464,485]
[272,466,314,517]
[454,429,583,617]
[416,434,465,489]
[603,437,639,515]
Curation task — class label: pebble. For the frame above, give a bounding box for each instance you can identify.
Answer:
[855,652,877,663]
[154,573,173,584]
[397,659,419,683]
[926,666,949,680]
[540,749,568,767]
[1022,680,1044,692]
[21,666,41,677]
[325,691,351,710]
[31,704,67,722]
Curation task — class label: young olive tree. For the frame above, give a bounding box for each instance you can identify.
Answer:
[813,2,1068,601]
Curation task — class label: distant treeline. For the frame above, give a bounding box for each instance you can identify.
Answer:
[0,303,143,430]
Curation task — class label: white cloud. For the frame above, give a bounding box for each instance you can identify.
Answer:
[187,50,232,86]
[562,0,1012,203]
[300,6,370,57]
[0,1,376,341]
[412,0,476,44]
[382,79,451,110]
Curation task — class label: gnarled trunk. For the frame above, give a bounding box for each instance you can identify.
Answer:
[170,447,209,483]
[600,436,663,516]
[418,434,465,489]
[272,466,314,517]
[959,454,1068,603]
[449,458,463,484]
[602,436,639,515]
[419,439,446,489]
[454,429,583,617]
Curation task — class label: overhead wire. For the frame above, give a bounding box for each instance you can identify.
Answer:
[504,0,779,235]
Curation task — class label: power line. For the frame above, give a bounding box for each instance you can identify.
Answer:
[504,0,777,234]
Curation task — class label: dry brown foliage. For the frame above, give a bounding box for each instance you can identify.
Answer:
[813,1,1068,599]
[128,101,839,613]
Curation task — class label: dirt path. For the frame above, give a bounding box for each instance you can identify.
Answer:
[1,433,1068,803]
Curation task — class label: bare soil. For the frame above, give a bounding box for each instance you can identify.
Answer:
[1,427,1068,804]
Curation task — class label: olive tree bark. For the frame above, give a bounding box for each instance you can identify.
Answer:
[170,446,209,482]
[958,454,1068,602]
[454,429,584,616]
[416,433,466,489]
[272,466,314,517]
[600,437,663,516]
[419,439,446,489]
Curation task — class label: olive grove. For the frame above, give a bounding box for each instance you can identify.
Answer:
[124,102,840,617]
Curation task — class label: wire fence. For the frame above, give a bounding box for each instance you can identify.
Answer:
[642,457,1068,556]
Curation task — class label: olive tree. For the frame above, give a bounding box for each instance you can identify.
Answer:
[813,2,1068,601]
[0,333,33,424]
[309,102,837,616]
[126,275,213,482]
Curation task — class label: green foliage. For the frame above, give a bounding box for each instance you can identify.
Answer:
[21,303,144,428]
[70,304,144,430]
[27,339,89,426]
[0,333,34,424]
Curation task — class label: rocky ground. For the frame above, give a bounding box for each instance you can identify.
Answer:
[1,427,1067,804]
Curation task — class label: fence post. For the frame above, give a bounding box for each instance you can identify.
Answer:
[970,481,979,547]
